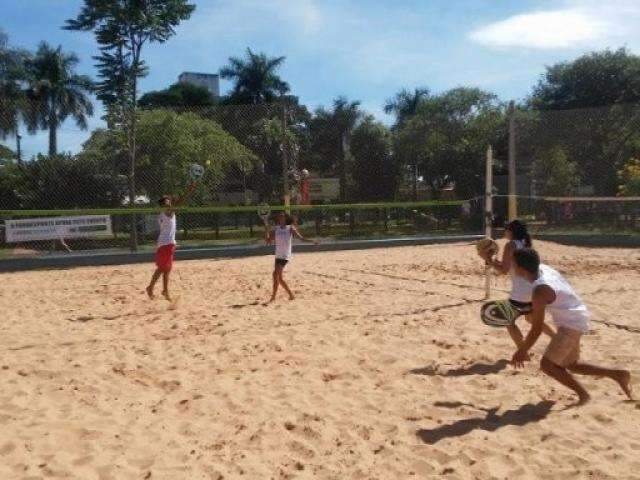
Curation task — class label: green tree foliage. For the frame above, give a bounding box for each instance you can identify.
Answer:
[0,144,15,160]
[0,153,21,209]
[532,147,579,196]
[618,158,640,197]
[394,87,506,199]
[138,81,215,109]
[527,48,640,195]
[10,154,120,209]
[66,0,196,247]
[80,110,258,203]
[24,42,93,156]
[384,87,429,128]
[309,97,363,200]
[0,29,30,140]
[220,48,290,105]
[65,0,196,117]
[202,98,311,201]
[350,116,394,201]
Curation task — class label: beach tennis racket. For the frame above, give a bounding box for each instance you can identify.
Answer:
[480,300,528,327]
[475,238,498,259]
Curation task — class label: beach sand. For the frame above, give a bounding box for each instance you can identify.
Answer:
[1,240,639,479]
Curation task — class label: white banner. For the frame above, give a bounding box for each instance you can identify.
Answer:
[5,215,113,243]
[309,178,340,202]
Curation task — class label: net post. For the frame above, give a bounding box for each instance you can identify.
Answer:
[485,145,494,300]
[282,104,291,213]
[508,100,517,221]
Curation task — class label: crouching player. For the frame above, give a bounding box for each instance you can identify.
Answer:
[510,248,632,405]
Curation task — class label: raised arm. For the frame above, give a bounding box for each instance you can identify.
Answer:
[265,226,275,245]
[170,181,198,212]
[291,225,318,244]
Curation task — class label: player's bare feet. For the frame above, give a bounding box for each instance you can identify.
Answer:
[288,294,295,301]
[616,371,633,400]
[146,286,154,299]
[162,290,171,302]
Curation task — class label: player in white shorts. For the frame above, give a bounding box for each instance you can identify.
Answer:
[510,248,632,405]
[483,220,554,348]
[265,212,317,303]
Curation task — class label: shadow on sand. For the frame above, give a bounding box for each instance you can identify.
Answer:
[416,401,555,445]
[409,359,510,377]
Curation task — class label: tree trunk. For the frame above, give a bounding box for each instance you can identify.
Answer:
[128,74,138,251]
[48,98,57,156]
[340,132,348,202]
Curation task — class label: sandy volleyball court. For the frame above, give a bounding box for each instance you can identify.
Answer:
[1,241,639,479]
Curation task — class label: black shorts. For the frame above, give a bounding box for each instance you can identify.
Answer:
[509,299,532,315]
[275,258,289,267]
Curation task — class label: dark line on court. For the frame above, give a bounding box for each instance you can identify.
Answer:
[341,268,498,293]
[303,271,444,297]
[591,318,640,334]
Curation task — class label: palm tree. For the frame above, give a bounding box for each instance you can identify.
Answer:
[25,42,93,156]
[384,87,430,127]
[314,96,363,201]
[384,88,430,200]
[220,48,290,104]
[0,30,29,141]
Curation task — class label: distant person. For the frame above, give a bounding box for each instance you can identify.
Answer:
[510,248,632,405]
[481,220,555,348]
[264,212,318,304]
[146,182,197,301]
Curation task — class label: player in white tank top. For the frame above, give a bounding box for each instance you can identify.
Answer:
[265,212,318,304]
[146,182,197,301]
[483,220,554,350]
[511,248,632,405]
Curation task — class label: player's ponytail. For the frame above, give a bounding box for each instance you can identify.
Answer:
[506,220,532,247]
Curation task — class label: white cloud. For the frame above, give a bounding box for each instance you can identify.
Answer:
[469,9,609,49]
[470,1,640,50]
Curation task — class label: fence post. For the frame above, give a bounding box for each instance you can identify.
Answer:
[282,105,290,212]
[508,100,518,221]
[485,145,494,300]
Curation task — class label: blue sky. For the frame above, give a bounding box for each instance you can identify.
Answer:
[3,0,640,158]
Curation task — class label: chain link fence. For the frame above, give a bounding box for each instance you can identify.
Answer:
[492,103,640,236]
[0,102,481,260]
[3,99,640,261]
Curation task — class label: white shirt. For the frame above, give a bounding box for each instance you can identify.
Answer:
[274,225,293,260]
[532,264,590,333]
[157,212,177,247]
[509,239,531,303]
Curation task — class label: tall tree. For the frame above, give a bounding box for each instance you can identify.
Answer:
[220,48,290,105]
[394,87,506,199]
[527,48,640,195]
[310,97,363,201]
[138,81,215,109]
[0,29,30,141]
[351,116,394,201]
[79,109,258,203]
[618,158,640,197]
[384,87,430,127]
[532,146,579,196]
[24,42,93,156]
[65,0,196,250]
